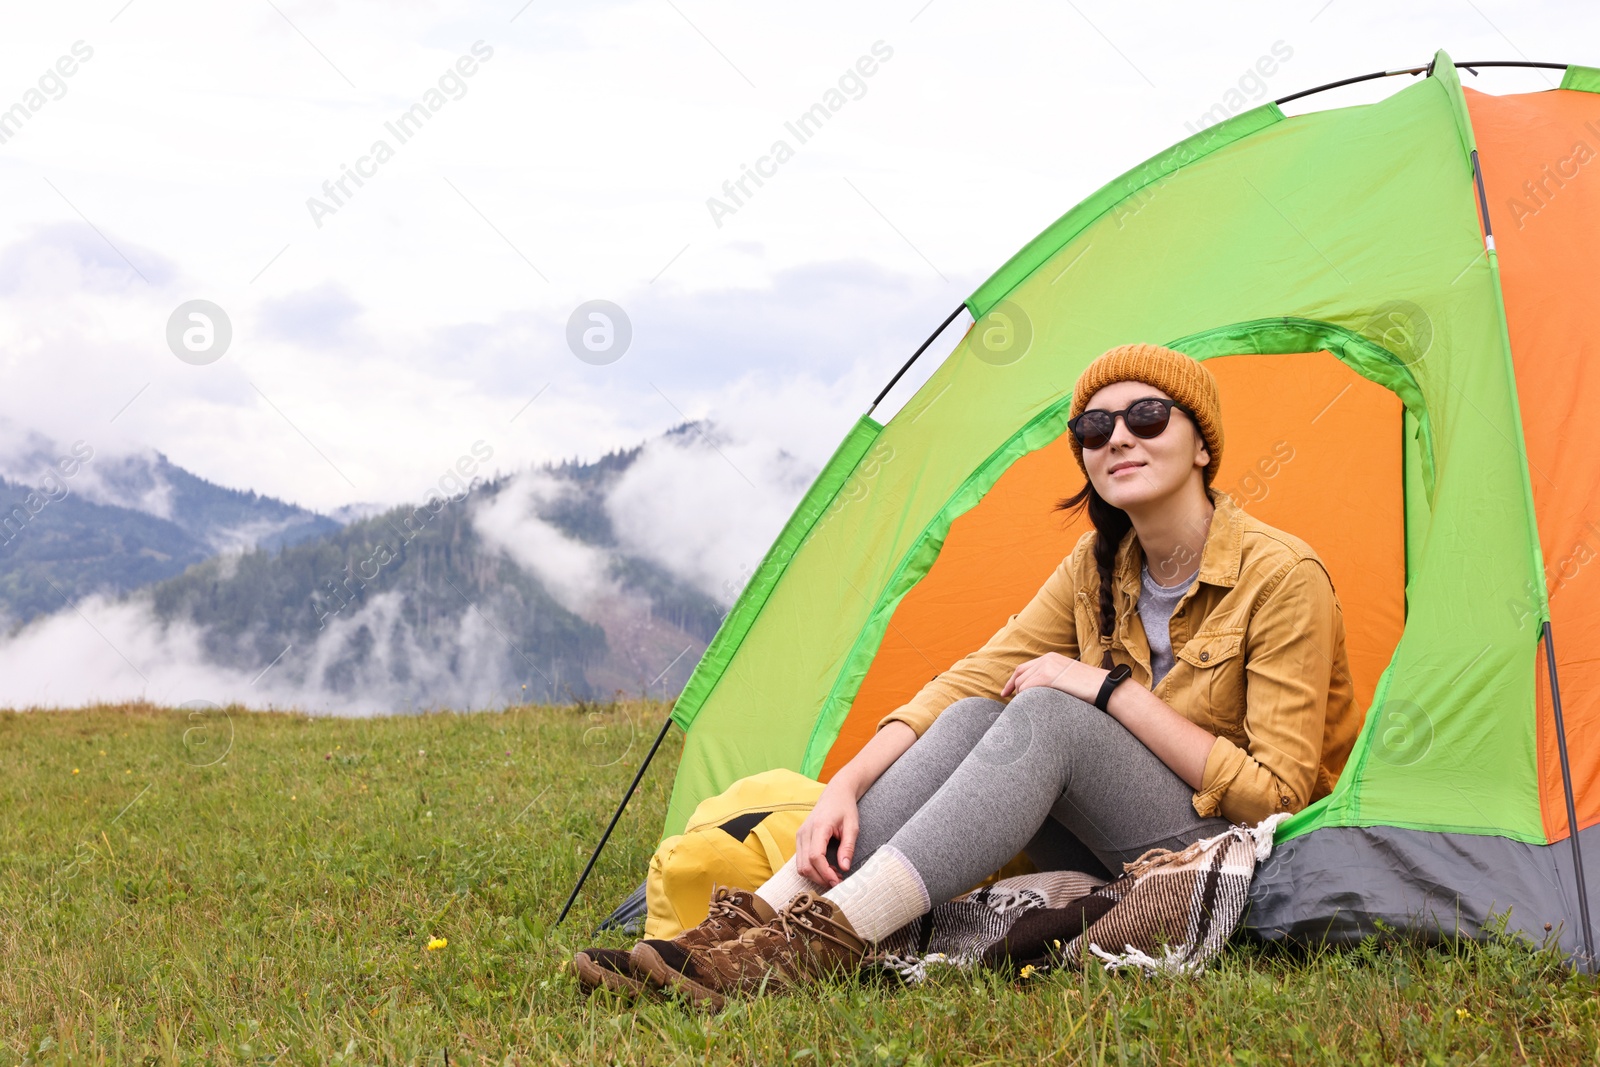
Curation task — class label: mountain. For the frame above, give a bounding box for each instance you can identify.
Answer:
[0,424,745,710]
[0,447,339,630]
[96,451,341,553]
[140,434,728,709]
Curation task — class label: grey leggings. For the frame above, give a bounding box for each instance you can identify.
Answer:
[827,687,1230,905]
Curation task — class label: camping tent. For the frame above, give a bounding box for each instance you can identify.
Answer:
[598,51,1600,964]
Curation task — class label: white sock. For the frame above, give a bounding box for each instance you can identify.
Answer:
[754,856,824,913]
[821,845,931,943]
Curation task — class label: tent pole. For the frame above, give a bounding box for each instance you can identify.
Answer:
[1274,60,1568,107]
[1462,86,1592,973]
[1542,619,1595,973]
[555,714,676,927]
[866,303,968,417]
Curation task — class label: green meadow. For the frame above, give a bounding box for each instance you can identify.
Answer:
[3,700,1597,1065]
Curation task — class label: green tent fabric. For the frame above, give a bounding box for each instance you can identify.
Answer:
[656,51,1600,965]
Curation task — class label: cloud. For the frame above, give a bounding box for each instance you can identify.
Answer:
[416,256,965,416]
[0,424,173,520]
[0,419,69,483]
[0,222,175,297]
[606,421,816,605]
[0,208,964,520]
[617,258,964,390]
[0,594,286,711]
[0,588,531,715]
[285,589,521,712]
[257,283,365,347]
[471,470,621,619]
[65,449,176,520]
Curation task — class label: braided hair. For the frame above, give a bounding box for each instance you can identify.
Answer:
[1055,480,1131,670]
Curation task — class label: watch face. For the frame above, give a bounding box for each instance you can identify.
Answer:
[1096,663,1132,711]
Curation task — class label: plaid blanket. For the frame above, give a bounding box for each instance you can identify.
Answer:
[872,814,1290,982]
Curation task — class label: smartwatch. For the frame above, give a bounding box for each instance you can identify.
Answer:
[1093,663,1132,712]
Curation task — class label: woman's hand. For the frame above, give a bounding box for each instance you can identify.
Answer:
[789,720,915,888]
[793,779,860,888]
[1001,651,1105,702]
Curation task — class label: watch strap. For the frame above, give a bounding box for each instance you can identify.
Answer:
[1094,664,1131,712]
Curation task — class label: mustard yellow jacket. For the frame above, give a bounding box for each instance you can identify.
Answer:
[879,486,1362,827]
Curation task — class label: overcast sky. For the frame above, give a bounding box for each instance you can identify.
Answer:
[0,0,1590,514]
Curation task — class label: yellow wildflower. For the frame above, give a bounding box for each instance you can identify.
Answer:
[72,768,79,774]
[427,937,448,951]
[1019,964,1038,979]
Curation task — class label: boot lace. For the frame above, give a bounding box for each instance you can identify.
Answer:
[774,892,862,955]
[704,885,764,933]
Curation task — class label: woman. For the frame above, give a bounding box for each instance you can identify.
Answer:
[580,342,1362,1006]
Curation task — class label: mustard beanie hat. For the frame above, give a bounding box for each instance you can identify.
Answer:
[1067,343,1224,486]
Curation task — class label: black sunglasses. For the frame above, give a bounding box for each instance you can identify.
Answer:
[1068,396,1190,449]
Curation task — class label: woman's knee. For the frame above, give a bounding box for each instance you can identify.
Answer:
[923,696,1005,744]
[968,686,1113,770]
[944,695,1006,720]
[1004,685,1101,724]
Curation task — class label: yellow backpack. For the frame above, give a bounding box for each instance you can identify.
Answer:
[644,768,1037,939]
[645,768,824,939]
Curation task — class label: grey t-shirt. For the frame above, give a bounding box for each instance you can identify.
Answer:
[1139,562,1196,689]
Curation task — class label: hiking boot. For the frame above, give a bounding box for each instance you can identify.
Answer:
[694,891,868,999]
[628,885,776,1010]
[572,947,647,998]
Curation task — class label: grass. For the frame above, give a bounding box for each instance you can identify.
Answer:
[2,700,1597,1065]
